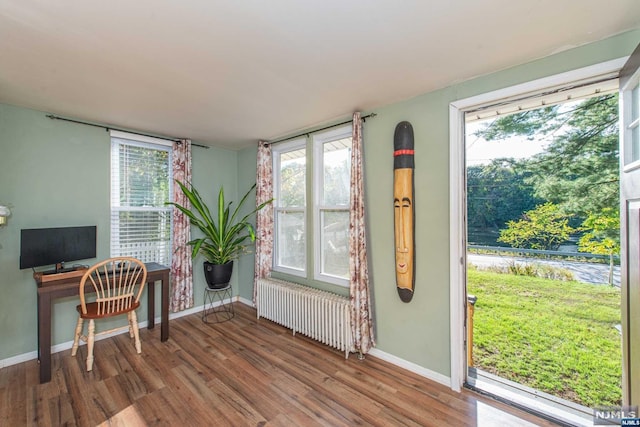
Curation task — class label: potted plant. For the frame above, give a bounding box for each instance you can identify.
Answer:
[168,181,272,289]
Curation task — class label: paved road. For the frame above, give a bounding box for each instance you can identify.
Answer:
[468,253,620,286]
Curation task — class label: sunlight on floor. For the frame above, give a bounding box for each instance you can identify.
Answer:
[97,404,147,427]
[476,401,547,427]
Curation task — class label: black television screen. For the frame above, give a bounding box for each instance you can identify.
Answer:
[20,226,97,270]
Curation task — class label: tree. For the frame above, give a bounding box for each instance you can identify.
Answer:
[475,94,620,256]
[467,159,540,231]
[498,203,575,250]
[474,94,619,219]
[578,208,620,285]
[279,160,306,206]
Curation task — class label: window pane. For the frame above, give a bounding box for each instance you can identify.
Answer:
[320,210,349,279]
[111,138,172,266]
[111,209,172,265]
[114,144,170,207]
[276,210,305,271]
[279,148,306,207]
[323,138,351,206]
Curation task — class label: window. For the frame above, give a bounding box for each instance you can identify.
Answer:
[272,125,352,286]
[273,139,307,276]
[110,131,173,266]
[622,75,640,167]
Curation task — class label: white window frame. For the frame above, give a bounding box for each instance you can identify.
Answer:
[313,125,352,287]
[621,66,640,172]
[110,130,173,266]
[271,125,353,287]
[272,138,307,277]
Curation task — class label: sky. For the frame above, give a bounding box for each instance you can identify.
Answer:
[465,119,549,166]
[465,99,589,166]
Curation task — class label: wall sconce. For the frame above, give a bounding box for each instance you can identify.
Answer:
[0,205,11,226]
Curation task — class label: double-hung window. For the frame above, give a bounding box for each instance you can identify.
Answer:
[273,125,352,287]
[110,131,173,266]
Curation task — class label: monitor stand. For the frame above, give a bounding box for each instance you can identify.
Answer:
[42,262,77,276]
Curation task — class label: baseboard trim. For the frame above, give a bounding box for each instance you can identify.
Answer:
[0,297,241,369]
[238,296,255,307]
[367,348,452,388]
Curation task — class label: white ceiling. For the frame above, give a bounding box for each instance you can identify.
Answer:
[1,1,639,149]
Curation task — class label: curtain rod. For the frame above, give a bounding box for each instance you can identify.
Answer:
[266,113,378,145]
[46,114,209,149]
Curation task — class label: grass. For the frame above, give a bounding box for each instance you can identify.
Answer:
[468,269,622,408]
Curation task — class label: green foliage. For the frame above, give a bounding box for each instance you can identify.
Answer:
[475,94,620,219]
[167,182,273,264]
[468,269,622,407]
[578,208,620,256]
[467,159,541,230]
[579,208,620,286]
[498,203,574,250]
[117,144,170,206]
[474,106,560,141]
[528,95,619,217]
[280,161,306,207]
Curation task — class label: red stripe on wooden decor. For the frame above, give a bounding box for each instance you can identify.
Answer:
[394,149,415,156]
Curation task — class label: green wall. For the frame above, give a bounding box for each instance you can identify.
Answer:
[237,30,640,377]
[236,147,258,302]
[0,104,238,361]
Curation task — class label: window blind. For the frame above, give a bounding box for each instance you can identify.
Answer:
[110,136,173,266]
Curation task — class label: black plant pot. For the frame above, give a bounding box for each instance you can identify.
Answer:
[203,261,233,289]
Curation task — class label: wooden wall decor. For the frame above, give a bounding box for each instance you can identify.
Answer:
[393,121,415,302]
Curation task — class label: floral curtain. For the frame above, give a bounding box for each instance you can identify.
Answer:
[349,112,376,356]
[253,141,274,304]
[170,139,193,312]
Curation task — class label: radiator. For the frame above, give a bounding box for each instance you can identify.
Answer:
[256,278,355,359]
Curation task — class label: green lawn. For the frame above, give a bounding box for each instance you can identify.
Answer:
[468,269,622,408]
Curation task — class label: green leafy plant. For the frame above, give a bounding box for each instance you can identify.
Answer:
[168,181,273,265]
[578,208,620,286]
[498,202,574,250]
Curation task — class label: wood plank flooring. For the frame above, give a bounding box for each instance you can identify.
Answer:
[1,303,560,426]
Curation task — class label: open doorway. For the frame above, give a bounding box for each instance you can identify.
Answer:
[449,58,629,425]
[465,85,621,421]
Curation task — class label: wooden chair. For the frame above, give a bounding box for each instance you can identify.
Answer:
[71,257,147,371]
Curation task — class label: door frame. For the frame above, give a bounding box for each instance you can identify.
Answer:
[448,57,628,392]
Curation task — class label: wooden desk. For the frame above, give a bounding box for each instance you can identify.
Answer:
[36,262,170,383]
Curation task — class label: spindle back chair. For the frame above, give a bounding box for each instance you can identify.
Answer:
[71,257,147,371]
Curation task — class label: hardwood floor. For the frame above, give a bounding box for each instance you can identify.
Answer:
[1,303,560,426]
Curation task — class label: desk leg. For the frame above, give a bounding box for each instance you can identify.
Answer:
[38,292,52,383]
[147,280,155,330]
[161,271,169,342]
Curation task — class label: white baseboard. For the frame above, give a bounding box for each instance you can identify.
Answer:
[238,296,254,307]
[0,298,241,369]
[0,350,39,369]
[367,348,452,389]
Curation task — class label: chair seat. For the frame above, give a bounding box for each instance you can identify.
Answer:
[76,301,140,319]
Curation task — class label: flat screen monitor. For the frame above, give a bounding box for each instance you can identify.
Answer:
[20,226,97,271]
